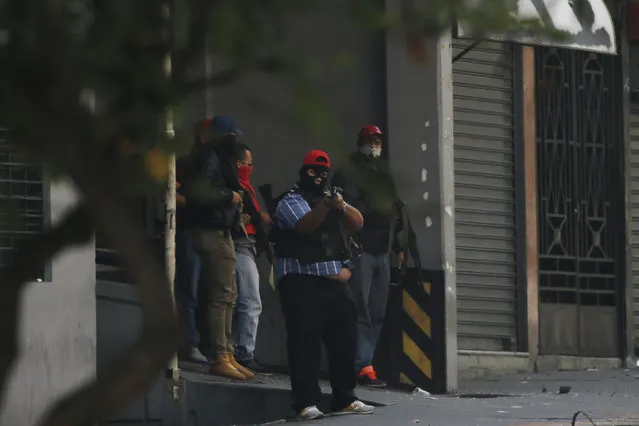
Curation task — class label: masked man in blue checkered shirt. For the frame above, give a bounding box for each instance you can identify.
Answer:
[273,150,375,420]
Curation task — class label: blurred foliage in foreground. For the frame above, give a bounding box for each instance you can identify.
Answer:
[0,1,568,424]
[0,0,564,191]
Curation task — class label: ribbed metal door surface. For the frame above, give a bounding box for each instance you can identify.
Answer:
[631,109,639,353]
[452,40,518,351]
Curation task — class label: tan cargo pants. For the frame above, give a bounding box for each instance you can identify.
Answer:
[192,229,237,360]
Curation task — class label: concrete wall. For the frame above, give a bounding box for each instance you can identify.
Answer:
[96,280,164,424]
[0,181,96,425]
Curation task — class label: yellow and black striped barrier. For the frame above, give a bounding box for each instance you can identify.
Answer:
[374,268,445,393]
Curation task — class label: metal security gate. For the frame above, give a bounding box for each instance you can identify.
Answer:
[0,129,45,278]
[630,108,639,354]
[453,40,519,351]
[535,47,623,357]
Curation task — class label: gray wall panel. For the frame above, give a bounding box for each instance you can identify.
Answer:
[630,109,639,353]
[96,280,163,423]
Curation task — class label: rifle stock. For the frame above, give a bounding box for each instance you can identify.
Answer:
[258,184,276,217]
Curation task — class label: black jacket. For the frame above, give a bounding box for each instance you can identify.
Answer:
[176,155,194,231]
[332,153,403,255]
[182,142,238,230]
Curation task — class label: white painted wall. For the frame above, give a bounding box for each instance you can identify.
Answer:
[0,181,96,425]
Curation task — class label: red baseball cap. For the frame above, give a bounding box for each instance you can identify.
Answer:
[194,118,212,141]
[358,125,383,138]
[302,150,331,168]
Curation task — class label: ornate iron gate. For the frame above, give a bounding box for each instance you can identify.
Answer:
[535,47,623,357]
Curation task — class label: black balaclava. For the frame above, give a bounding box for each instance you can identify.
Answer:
[298,166,329,196]
[213,134,237,162]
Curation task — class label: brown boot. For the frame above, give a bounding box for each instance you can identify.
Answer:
[228,354,256,379]
[209,355,247,381]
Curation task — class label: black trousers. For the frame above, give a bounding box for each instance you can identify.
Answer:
[278,274,358,413]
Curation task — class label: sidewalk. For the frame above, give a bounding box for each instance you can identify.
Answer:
[297,368,639,426]
[179,362,639,425]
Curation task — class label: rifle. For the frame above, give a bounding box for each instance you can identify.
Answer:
[258,183,277,219]
[395,197,429,299]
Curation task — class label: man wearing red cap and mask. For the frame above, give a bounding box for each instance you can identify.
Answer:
[273,150,374,420]
[332,125,405,388]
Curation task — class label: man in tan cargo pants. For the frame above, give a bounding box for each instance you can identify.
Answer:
[184,115,255,380]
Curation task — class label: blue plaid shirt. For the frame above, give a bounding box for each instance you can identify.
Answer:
[274,188,343,280]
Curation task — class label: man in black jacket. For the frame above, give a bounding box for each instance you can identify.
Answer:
[175,118,209,364]
[183,115,255,381]
[331,125,405,388]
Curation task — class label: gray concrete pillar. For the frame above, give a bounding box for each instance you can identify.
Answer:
[384,3,458,391]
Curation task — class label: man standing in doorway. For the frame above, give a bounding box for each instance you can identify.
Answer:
[184,115,255,380]
[274,150,374,420]
[231,143,271,372]
[332,125,405,388]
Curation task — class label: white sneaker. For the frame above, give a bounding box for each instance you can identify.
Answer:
[334,400,375,415]
[189,347,209,364]
[298,406,325,420]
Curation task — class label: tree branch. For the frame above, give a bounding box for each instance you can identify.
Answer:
[0,204,93,411]
[170,0,215,80]
[178,55,294,94]
[36,168,181,426]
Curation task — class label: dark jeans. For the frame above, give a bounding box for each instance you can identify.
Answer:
[192,229,237,360]
[279,274,358,413]
[349,253,391,371]
[175,229,202,348]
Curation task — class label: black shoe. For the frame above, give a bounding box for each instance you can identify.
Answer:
[238,359,267,373]
[357,375,387,388]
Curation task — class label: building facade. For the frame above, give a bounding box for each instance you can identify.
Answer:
[1,0,637,423]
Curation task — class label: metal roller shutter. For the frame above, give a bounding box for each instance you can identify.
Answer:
[630,108,639,354]
[452,40,518,351]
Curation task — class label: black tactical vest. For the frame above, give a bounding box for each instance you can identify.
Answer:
[273,188,357,265]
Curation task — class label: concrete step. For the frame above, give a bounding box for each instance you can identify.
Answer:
[162,369,409,426]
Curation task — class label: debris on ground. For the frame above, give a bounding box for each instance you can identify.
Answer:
[413,387,431,396]
[411,387,438,400]
[558,385,572,394]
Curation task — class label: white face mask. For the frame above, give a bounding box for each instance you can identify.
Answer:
[359,146,382,158]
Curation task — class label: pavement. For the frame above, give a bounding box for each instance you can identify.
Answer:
[180,363,639,426]
[294,368,639,426]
